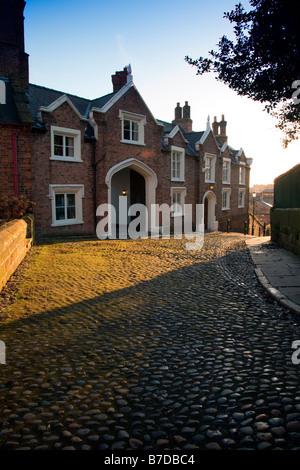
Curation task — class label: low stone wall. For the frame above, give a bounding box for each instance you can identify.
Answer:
[0,218,33,292]
[271,208,300,256]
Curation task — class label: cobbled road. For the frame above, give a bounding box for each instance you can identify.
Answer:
[0,232,300,451]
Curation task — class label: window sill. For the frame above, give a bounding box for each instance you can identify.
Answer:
[51,220,84,227]
[171,178,185,183]
[50,157,83,163]
[120,140,145,146]
[222,208,230,211]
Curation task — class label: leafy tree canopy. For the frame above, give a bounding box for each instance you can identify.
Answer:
[185,0,300,147]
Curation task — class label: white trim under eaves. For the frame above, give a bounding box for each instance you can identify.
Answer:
[92,82,133,114]
[200,127,210,145]
[220,142,228,153]
[197,125,216,147]
[90,83,163,128]
[237,147,244,158]
[38,94,88,122]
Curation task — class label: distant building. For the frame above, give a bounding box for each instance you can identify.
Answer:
[262,188,274,205]
[0,0,252,238]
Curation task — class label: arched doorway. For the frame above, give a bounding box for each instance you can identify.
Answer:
[104,158,158,238]
[203,191,218,231]
[111,167,146,235]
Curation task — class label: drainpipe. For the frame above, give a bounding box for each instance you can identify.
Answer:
[12,132,18,196]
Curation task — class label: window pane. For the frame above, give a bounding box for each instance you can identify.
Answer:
[55,194,65,220]
[172,192,182,213]
[54,135,64,156]
[123,120,131,140]
[131,121,139,141]
[223,162,229,182]
[67,193,75,205]
[67,206,76,219]
[172,154,176,178]
[176,161,181,178]
[172,153,182,179]
[55,194,65,207]
[67,194,76,219]
[206,157,212,180]
[65,136,75,157]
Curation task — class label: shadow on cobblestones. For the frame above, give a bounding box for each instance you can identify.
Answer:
[0,233,300,451]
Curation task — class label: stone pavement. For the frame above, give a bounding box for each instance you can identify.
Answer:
[246,236,300,316]
[0,233,300,451]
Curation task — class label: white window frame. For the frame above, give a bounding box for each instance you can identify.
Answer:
[171,146,185,182]
[48,184,84,227]
[222,188,231,210]
[50,126,82,162]
[222,158,231,184]
[239,163,246,185]
[170,187,186,217]
[119,110,146,145]
[238,188,246,208]
[204,153,216,183]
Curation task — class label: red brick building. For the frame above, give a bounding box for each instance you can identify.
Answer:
[0,0,252,238]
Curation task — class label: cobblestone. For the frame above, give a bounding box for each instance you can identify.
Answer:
[0,233,300,450]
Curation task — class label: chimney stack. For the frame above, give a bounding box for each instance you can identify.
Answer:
[172,101,193,133]
[112,66,131,92]
[0,0,29,88]
[218,115,227,143]
[174,102,182,120]
[212,115,227,143]
[212,116,219,136]
[183,101,190,119]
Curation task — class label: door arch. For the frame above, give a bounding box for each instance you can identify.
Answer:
[202,190,218,231]
[105,158,158,237]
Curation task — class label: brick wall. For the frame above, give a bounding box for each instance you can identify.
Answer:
[0,218,32,292]
[31,102,95,237]
[0,125,32,198]
[271,208,300,256]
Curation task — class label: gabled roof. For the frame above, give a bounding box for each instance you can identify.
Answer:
[183,131,204,151]
[27,83,109,123]
[27,82,162,134]
[157,120,199,156]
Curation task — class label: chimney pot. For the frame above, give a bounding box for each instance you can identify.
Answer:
[212,117,219,136]
[174,102,182,121]
[172,101,192,132]
[218,114,227,142]
[183,101,190,119]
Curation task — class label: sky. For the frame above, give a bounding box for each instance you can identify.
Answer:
[24,0,300,186]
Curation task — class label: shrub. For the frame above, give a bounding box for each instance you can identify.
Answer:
[0,195,35,222]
